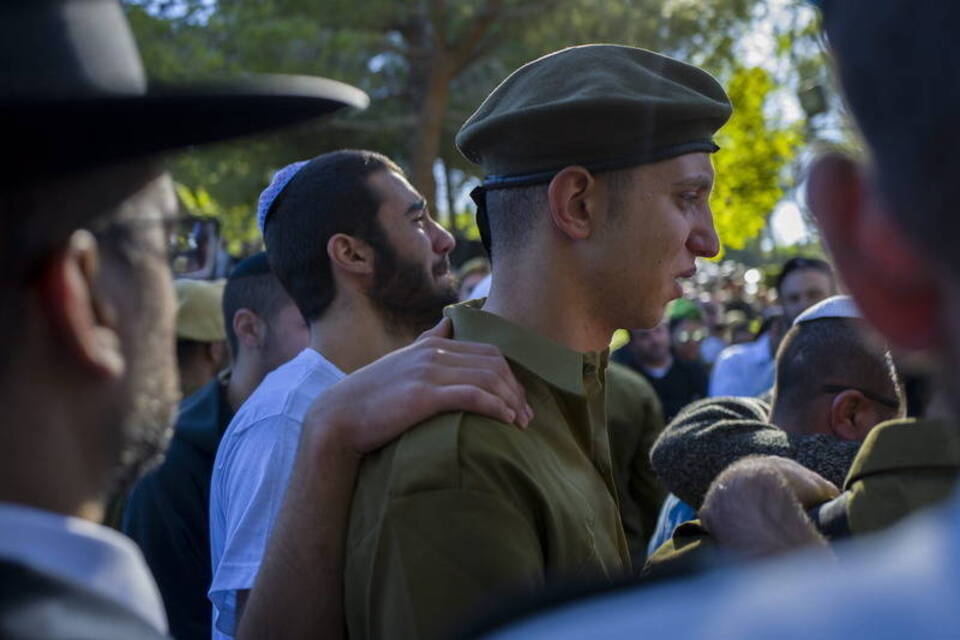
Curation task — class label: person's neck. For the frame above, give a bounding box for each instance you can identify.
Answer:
[308,295,415,374]
[226,360,262,413]
[482,256,613,354]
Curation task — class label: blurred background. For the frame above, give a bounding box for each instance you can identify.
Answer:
[130,0,850,295]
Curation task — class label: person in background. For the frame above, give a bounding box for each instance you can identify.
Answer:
[615,319,708,422]
[645,296,905,567]
[209,150,480,640]
[699,300,727,366]
[671,314,708,365]
[175,279,228,398]
[458,256,492,301]
[709,258,835,398]
[123,252,308,640]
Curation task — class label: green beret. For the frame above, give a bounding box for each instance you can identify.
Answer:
[456,44,732,184]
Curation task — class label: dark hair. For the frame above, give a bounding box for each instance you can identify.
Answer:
[263,150,402,323]
[823,3,960,269]
[775,257,833,295]
[485,167,633,256]
[221,252,295,358]
[773,317,902,419]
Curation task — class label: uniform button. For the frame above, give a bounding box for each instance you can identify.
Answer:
[583,363,596,376]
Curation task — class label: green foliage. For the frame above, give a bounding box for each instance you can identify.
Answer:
[711,67,802,255]
[125,0,817,254]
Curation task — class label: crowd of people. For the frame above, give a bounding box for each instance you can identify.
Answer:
[3,1,960,639]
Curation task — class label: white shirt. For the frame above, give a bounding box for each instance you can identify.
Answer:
[209,348,344,640]
[708,333,775,398]
[0,501,168,634]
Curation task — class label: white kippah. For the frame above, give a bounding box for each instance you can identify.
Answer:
[793,294,861,325]
[257,160,309,234]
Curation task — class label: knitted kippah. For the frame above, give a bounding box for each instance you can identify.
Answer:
[257,160,308,233]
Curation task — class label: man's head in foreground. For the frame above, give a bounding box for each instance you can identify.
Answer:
[456,45,732,343]
[1,163,182,511]
[260,150,458,339]
[771,296,904,440]
[0,0,366,519]
[809,2,960,414]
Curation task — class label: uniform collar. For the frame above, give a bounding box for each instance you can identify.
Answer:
[445,300,608,396]
[0,502,168,633]
[846,418,960,486]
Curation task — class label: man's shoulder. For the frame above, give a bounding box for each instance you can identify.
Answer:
[366,411,530,495]
[223,350,340,438]
[0,559,168,640]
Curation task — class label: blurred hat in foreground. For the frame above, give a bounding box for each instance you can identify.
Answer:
[0,0,369,188]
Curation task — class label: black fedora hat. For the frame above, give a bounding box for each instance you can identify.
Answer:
[1,0,370,184]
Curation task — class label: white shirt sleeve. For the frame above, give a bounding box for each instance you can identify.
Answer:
[209,414,302,639]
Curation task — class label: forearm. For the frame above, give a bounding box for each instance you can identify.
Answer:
[238,425,359,640]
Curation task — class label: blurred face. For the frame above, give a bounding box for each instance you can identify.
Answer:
[630,323,672,366]
[596,153,720,329]
[672,317,707,362]
[780,268,835,325]
[366,170,459,335]
[262,301,309,372]
[101,174,181,492]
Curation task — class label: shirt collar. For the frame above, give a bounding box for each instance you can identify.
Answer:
[0,502,168,634]
[445,300,607,396]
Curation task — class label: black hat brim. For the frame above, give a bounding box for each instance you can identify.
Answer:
[2,73,369,184]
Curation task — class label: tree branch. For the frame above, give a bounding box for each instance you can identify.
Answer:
[451,0,503,73]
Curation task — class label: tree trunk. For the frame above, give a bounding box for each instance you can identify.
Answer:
[408,55,453,206]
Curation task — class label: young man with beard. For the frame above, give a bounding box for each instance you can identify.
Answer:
[343,44,730,640]
[208,149,503,640]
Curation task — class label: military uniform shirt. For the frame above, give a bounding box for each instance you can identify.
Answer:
[604,362,666,562]
[345,301,631,640]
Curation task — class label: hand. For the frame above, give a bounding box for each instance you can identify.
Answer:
[304,317,533,459]
[700,456,837,557]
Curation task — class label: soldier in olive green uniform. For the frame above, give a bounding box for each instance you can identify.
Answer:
[605,361,666,561]
[645,416,960,574]
[344,44,731,639]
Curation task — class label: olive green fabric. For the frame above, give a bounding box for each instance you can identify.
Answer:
[645,417,960,576]
[605,362,666,562]
[345,300,630,640]
[844,418,960,534]
[455,44,731,179]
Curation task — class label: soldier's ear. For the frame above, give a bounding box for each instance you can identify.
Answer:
[808,153,940,351]
[36,230,125,379]
[547,166,600,241]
